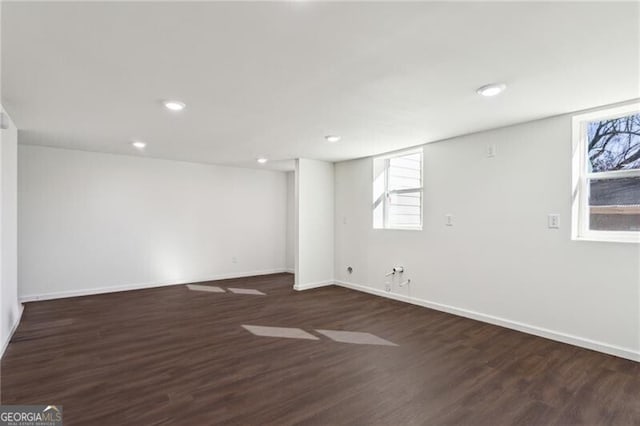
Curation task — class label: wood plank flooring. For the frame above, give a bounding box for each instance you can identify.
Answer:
[2,273,639,425]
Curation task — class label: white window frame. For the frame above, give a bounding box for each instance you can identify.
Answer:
[571,103,640,243]
[373,148,423,231]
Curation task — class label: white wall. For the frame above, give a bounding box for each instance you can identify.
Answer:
[295,158,334,289]
[1,106,21,356]
[19,145,289,300]
[334,113,640,361]
[0,3,22,357]
[285,171,295,272]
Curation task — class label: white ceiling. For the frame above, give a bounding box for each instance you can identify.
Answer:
[2,1,639,171]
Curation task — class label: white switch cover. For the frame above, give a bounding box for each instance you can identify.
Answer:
[445,214,454,226]
[548,214,560,229]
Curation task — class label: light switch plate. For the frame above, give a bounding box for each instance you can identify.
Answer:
[548,214,560,229]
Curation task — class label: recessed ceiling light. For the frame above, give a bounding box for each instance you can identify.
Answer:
[476,83,506,97]
[163,100,186,111]
[257,158,268,164]
[325,135,341,143]
[132,140,146,149]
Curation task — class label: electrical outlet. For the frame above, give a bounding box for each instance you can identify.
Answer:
[232,256,238,263]
[487,144,497,158]
[548,214,560,229]
[384,283,391,292]
[445,214,453,226]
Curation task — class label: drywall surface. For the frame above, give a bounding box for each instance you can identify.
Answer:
[286,171,295,272]
[18,145,289,299]
[295,158,334,289]
[334,114,640,360]
[1,106,21,356]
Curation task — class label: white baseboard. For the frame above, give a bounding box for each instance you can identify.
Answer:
[294,280,334,291]
[285,268,295,274]
[20,268,290,303]
[335,280,640,362]
[1,304,24,359]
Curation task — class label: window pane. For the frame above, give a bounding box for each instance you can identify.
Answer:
[388,191,421,228]
[388,211,421,227]
[388,175,421,190]
[390,193,421,206]
[388,152,421,191]
[372,150,423,230]
[587,113,640,172]
[589,177,640,231]
[390,153,421,169]
[389,165,420,179]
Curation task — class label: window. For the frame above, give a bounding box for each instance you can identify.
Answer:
[572,103,640,243]
[373,148,423,230]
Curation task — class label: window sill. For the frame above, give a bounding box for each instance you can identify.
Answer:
[573,232,640,244]
[374,227,423,231]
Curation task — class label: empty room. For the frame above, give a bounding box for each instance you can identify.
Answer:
[0,1,639,424]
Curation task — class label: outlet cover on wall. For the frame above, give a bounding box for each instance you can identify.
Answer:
[487,144,497,158]
[548,214,560,229]
[445,214,453,226]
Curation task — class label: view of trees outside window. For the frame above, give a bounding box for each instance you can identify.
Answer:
[588,113,640,172]
[586,113,640,232]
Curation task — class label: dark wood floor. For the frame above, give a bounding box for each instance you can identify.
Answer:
[2,273,639,425]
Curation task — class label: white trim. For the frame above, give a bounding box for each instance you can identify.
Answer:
[572,102,640,123]
[334,280,640,362]
[294,280,334,291]
[586,169,640,180]
[1,304,24,359]
[285,268,295,274]
[19,268,290,302]
[575,231,640,244]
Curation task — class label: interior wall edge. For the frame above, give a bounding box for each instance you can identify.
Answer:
[16,142,292,176]
[293,279,334,291]
[295,158,335,287]
[19,268,291,303]
[0,104,20,360]
[334,97,640,165]
[0,304,22,359]
[334,280,640,362]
